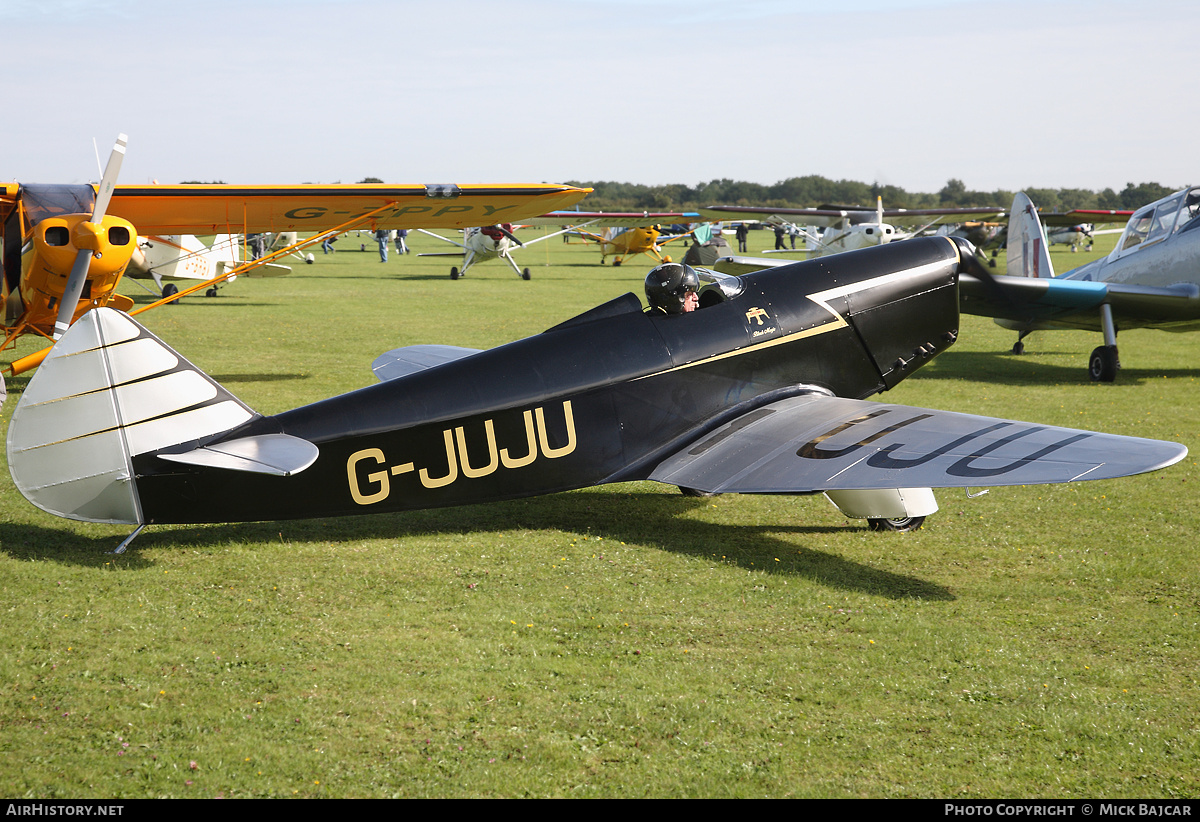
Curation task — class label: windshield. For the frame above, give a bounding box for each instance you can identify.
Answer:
[20,184,95,229]
[694,267,745,307]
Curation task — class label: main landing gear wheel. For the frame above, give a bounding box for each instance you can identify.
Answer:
[450,267,460,280]
[1089,345,1119,382]
[1012,341,1025,355]
[162,283,179,305]
[677,486,717,498]
[521,268,531,280]
[205,287,218,298]
[867,516,926,533]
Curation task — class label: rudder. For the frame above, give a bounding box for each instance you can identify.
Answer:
[1006,192,1055,279]
[7,308,257,524]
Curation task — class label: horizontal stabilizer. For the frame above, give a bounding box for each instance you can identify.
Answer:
[372,344,481,382]
[649,394,1187,494]
[713,255,791,277]
[158,433,318,476]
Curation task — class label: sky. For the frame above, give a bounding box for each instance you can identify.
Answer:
[2,0,1194,195]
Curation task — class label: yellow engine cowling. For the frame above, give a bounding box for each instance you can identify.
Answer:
[19,212,138,334]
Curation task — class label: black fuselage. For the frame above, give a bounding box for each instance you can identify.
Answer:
[132,237,965,523]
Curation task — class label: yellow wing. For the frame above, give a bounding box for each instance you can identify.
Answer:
[107,183,592,234]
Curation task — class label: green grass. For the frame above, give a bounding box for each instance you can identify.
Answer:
[1,229,1197,797]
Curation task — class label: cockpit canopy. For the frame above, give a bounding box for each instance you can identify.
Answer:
[1112,186,1200,259]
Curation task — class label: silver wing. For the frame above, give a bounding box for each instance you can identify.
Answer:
[649,394,1186,494]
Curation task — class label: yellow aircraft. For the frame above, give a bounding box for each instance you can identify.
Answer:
[0,135,591,377]
[524,211,701,266]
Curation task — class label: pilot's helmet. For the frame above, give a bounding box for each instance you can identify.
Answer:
[645,262,700,314]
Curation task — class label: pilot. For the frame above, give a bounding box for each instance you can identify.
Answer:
[645,262,700,314]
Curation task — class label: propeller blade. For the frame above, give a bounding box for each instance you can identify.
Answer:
[53,249,94,340]
[91,133,127,222]
[951,236,1027,313]
[498,225,525,247]
[52,134,127,340]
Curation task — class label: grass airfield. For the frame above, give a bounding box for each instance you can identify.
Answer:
[1,228,1197,798]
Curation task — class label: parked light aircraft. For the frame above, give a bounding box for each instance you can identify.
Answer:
[417,212,702,278]
[700,199,1008,257]
[7,236,1185,552]
[126,233,292,301]
[982,208,1131,257]
[531,211,701,266]
[713,191,1198,383]
[0,134,591,376]
[417,223,555,280]
[956,189,1200,381]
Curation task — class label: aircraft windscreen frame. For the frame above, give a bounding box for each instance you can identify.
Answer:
[18,184,96,228]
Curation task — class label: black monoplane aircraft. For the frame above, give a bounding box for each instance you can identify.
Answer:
[7,237,1186,551]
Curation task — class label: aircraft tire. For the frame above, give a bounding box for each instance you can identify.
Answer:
[613,260,621,266]
[867,516,925,533]
[677,486,717,498]
[1012,341,1024,355]
[1089,345,1119,382]
[206,287,218,298]
[450,267,460,280]
[162,283,179,305]
[522,268,531,281]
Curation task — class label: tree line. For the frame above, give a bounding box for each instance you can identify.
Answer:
[186,176,1183,214]
[558,177,1183,214]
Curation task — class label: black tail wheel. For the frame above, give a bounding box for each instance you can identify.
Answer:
[867,516,925,533]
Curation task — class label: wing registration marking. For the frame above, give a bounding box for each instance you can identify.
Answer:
[796,408,1096,479]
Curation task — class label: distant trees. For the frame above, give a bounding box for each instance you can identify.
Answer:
[1115,182,1176,209]
[565,175,1184,213]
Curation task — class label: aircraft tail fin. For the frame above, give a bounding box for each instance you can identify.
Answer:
[6,308,258,524]
[1007,192,1055,279]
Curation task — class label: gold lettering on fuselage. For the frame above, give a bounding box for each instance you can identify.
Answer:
[420,429,459,488]
[535,402,576,458]
[500,410,538,468]
[456,419,499,479]
[347,448,390,505]
[346,401,578,505]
